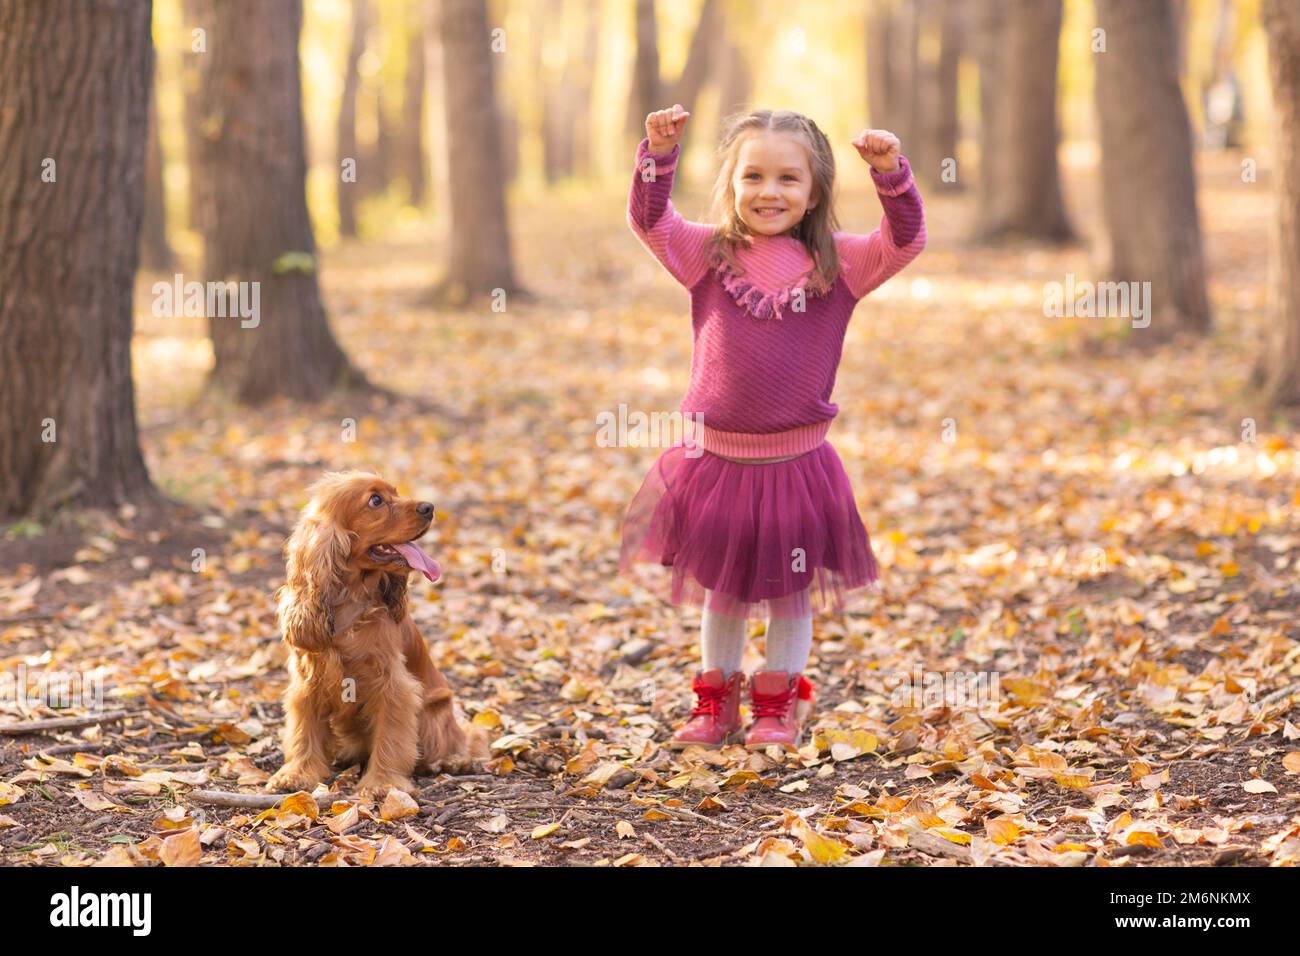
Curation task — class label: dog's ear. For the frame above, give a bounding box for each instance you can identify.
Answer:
[277,515,351,651]
[379,571,409,623]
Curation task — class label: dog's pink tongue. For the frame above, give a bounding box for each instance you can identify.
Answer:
[393,542,441,583]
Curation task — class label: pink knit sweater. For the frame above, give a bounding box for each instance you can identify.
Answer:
[628,136,926,457]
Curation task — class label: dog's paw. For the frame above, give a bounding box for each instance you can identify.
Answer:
[357,775,418,802]
[266,766,323,794]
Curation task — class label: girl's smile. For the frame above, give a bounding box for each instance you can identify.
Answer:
[732,130,818,236]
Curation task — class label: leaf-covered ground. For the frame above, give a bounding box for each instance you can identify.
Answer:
[2,151,1298,866]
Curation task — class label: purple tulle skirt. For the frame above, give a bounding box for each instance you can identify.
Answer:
[618,441,881,620]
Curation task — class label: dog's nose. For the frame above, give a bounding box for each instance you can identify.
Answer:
[417,501,434,519]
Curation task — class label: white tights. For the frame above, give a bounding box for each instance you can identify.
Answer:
[699,588,812,676]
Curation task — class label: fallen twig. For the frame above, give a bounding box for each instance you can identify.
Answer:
[1260,681,1300,708]
[0,711,131,735]
[39,742,112,757]
[624,795,741,831]
[431,805,463,827]
[0,613,58,625]
[640,830,683,862]
[186,790,289,809]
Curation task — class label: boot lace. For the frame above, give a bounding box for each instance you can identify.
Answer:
[751,683,796,720]
[688,681,731,720]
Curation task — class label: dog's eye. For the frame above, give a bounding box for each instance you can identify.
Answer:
[368,494,383,508]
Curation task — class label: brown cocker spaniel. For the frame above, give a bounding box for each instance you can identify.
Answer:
[267,471,489,801]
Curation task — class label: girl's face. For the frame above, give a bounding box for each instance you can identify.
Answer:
[732,130,818,237]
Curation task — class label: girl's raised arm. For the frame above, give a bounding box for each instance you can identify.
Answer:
[627,137,714,291]
[834,155,927,300]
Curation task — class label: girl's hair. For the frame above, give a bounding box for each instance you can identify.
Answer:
[707,109,841,296]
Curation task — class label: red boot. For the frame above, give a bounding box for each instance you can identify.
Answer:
[667,669,744,749]
[744,671,815,749]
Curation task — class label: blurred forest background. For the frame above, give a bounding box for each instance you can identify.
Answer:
[153,0,1282,249]
[4,0,1300,515]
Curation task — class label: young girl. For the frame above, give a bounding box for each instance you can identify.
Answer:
[619,104,926,749]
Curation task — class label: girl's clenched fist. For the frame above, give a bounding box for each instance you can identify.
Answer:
[851,129,900,172]
[646,103,691,153]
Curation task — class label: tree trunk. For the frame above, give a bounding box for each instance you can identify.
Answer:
[436,0,518,302]
[402,23,427,206]
[866,0,893,141]
[626,0,661,140]
[499,89,519,185]
[869,0,962,190]
[363,85,393,199]
[890,0,919,157]
[715,33,751,122]
[140,82,174,272]
[0,0,156,517]
[1094,0,1210,341]
[337,0,367,238]
[974,0,1073,241]
[1203,0,1245,150]
[893,0,963,191]
[1258,0,1300,406]
[182,0,209,236]
[866,0,918,161]
[570,0,601,179]
[1170,0,1189,83]
[190,0,366,403]
[668,0,717,107]
[544,0,623,184]
[540,0,565,183]
[922,0,962,191]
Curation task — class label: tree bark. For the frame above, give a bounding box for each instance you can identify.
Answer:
[626,0,661,140]
[436,0,519,302]
[540,0,566,183]
[337,0,367,238]
[1171,0,1189,83]
[866,0,894,143]
[1203,0,1245,150]
[668,0,717,108]
[541,0,607,183]
[922,0,962,191]
[363,85,394,200]
[569,0,601,179]
[141,81,174,272]
[1259,0,1300,406]
[0,0,156,517]
[974,0,1073,241]
[499,85,519,185]
[189,0,366,403]
[868,0,960,191]
[866,0,919,164]
[883,0,963,192]
[1094,0,1210,341]
[181,0,209,236]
